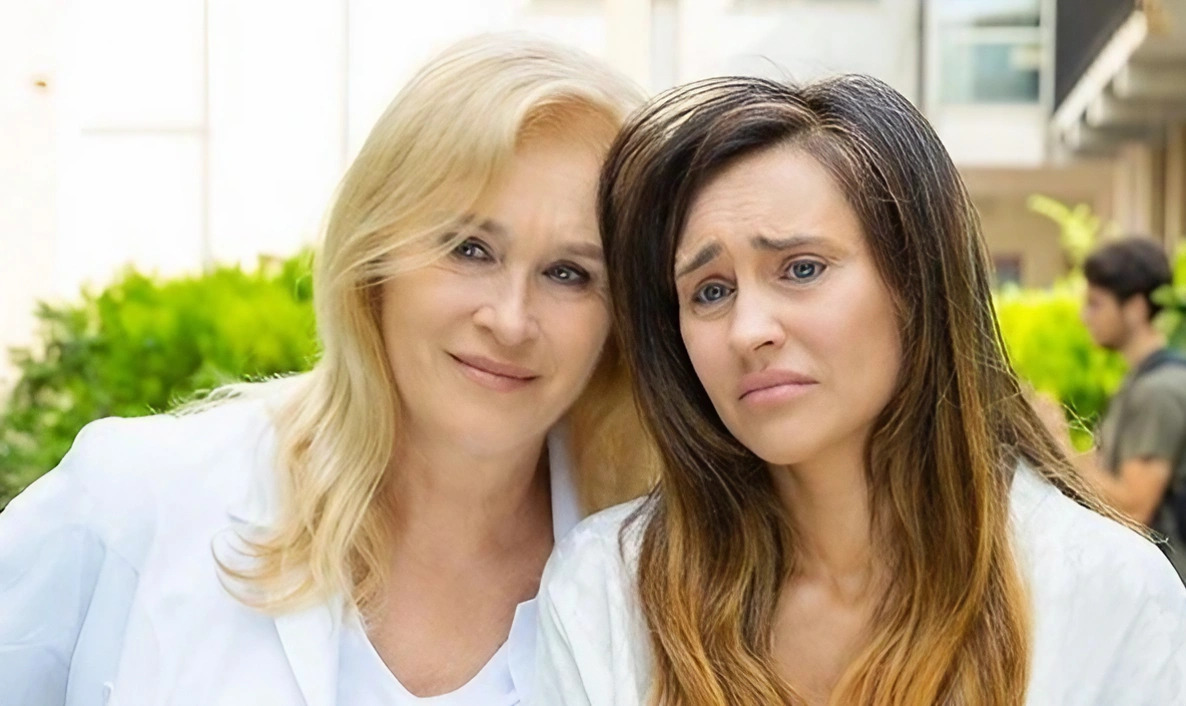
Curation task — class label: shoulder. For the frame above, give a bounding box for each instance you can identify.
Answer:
[1014,471,1186,700]
[1130,365,1186,403]
[546,498,648,595]
[6,386,285,563]
[539,497,652,638]
[534,498,654,704]
[1019,472,1180,591]
[60,391,277,500]
[1013,470,1185,631]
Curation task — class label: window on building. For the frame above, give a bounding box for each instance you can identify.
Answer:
[732,0,878,9]
[992,253,1025,287]
[936,0,1043,105]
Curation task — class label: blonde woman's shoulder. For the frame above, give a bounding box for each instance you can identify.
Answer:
[4,387,283,561]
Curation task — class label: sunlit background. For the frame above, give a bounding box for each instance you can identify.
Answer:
[2,0,1185,498]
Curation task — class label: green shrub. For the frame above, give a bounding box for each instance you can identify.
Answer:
[995,278,1128,449]
[0,254,317,507]
[1154,246,1186,349]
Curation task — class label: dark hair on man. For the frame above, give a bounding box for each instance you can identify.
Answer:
[1084,238,1172,320]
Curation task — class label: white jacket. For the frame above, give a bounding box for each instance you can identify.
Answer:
[0,392,582,705]
[533,467,1186,705]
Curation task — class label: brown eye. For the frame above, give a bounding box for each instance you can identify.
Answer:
[545,262,591,287]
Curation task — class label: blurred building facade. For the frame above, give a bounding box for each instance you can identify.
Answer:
[2,0,1184,387]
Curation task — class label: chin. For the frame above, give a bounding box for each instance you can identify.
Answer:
[736,435,815,468]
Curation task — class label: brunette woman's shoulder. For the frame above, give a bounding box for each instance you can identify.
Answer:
[1010,466,1186,704]
[533,497,653,705]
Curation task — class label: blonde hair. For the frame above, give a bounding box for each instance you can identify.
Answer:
[218,33,653,614]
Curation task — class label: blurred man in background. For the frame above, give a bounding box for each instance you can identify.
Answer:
[1077,237,1186,582]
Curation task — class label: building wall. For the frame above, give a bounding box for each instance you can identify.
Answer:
[670,0,922,98]
[0,0,65,390]
[963,163,1116,287]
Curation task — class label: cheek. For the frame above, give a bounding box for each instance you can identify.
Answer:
[545,299,612,378]
[380,271,475,359]
[807,275,901,398]
[680,318,733,400]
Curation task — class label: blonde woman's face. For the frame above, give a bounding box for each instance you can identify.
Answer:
[380,131,611,458]
[673,146,901,469]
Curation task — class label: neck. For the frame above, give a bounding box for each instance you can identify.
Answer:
[771,437,881,597]
[386,427,553,563]
[1121,327,1166,369]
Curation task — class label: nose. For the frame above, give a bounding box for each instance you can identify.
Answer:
[728,285,786,355]
[473,275,540,347]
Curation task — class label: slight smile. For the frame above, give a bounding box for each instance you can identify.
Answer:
[449,353,539,392]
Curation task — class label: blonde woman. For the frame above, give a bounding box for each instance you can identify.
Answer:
[0,34,650,706]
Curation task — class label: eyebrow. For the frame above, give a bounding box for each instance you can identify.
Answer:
[469,217,603,261]
[674,242,722,279]
[751,234,825,251]
[472,218,507,237]
[560,241,604,261]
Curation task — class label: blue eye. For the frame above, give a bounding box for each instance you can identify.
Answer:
[546,262,591,287]
[692,282,732,305]
[453,238,493,262]
[786,259,825,282]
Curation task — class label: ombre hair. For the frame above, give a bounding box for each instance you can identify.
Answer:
[599,75,1134,705]
[217,33,653,615]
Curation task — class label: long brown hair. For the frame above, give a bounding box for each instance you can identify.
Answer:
[599,75,1128,705]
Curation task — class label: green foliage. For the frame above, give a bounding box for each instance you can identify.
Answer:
[1153,247,1186,349]
[1026,194,1113,271]
[995,277,1128,448]
[0,255,318,507]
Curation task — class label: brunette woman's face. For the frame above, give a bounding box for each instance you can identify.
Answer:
[673,144,902,468]
[379,129,611,459]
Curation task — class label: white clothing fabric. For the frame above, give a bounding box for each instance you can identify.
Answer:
[0,389,581,705]
[532,466,1186,705]
[338,613,516,706]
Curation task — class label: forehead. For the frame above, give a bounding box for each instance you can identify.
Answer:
[678,144,861,252]
[471,133,605,243]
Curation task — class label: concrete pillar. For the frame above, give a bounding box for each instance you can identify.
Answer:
[1113,142,1158,236]
[1166,121,1186,248]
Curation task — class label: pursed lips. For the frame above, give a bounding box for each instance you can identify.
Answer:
[738,368,818,402]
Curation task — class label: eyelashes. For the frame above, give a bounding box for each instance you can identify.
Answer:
[689,257,828,307]
[450,237,596,289]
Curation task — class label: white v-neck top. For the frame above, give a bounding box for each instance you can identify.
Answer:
[0,385,583,706]
[532,466,1186,705]
[338,614,516,706]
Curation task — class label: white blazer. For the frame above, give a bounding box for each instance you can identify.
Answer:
[533,466,1186,706]
[0,391,583,706]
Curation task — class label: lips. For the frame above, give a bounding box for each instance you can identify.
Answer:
[449,353,539,383]
[738,368,817,401]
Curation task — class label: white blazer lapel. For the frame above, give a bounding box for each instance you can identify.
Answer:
[274,599,343,706]
[220,402,342,706]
